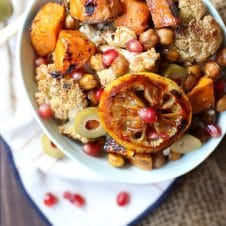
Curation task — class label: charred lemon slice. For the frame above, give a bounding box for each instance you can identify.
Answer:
[98,72,192,153]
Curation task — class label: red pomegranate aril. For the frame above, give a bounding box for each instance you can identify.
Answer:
[34,57,47,67]
[63,191,73,200]
[43,193,58,207]
[148,131,159,140]
[117,192,130,207]
[214,80,226,100]
[71,69,84,80]
[83,143,101,156]
[138,107,158,124]
[102,49,119,66]
[126,39,143,53]
[50,141,57,148]
[206,124,222,138]
[38,104,54,119]
[71,194,85,207]
[95,88,104,102]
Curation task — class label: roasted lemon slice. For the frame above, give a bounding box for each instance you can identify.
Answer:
[98,72,192,153]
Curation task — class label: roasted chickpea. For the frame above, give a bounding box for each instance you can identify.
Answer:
[139,29,159,50]
[182,74,197,92]
[108,153,125,167]
[216,95,226,112]
[162,49,179,62]
[153,154,166,169]
[111,54,129,77]
[216,47,226,67]
[89,54,105,72]
[187,64,202,78]
[157,28,174,45]
[65,14,79,30]
[204,61,221,80]
[79,74,98,90]
[168,152,182,161]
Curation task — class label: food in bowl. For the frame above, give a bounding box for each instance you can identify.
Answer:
[29,0,226,170]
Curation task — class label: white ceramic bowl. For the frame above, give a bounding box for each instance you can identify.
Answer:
[17,0,226,184]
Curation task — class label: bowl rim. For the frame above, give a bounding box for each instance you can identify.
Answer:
[17,0,226,184]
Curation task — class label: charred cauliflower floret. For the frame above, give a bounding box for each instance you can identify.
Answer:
[178,0,206,22]
[102,26,136,48]
[172,16,223,63]
[129,48,160,73]
[97,68,116,87]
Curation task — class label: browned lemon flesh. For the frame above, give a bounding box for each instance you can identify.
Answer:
[98,72,192,153]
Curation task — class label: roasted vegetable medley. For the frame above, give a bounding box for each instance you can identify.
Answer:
[30,0,226,170]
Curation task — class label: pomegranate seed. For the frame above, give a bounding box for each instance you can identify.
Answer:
[34,57,47,67]
[148,131,159,140]
[102,49,119,66]
[214,80,226,100]
[38,104,54,119]
[95,88,104,102]
[71,194,85,207]
[117,192,130,207]
[50,141,57,148]
[43,193,58,207]
[83,143,101,156]
[206,124,222,138]
[71,69,84,80]
[63,191,73,200]
[126,39,143,53]
[138,107,158,124]
[159,132,170,139]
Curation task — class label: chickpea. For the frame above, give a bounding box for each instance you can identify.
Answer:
[157,28,174,45]
[65,14,79,30]
[79,74,98,90]
[162,49,179,62]
[153,154,166,169]
[187,64,202,78]
[204,61,221,80]
[216,47,226,67]
[139,29,159,50]
[108,153,125,167]
[168,152,182,161]
[182,74,197,92]
[111,54,129,77]
[216,95,226,112]
[89,54,105,72]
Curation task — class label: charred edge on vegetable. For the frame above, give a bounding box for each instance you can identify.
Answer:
[171,90,182,98]
[85,0,97,16]
[178,119,188,131]
[50,71,62,79]
[66,64,77,74]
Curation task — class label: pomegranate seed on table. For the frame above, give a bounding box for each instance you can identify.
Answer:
[117,192,130,207]
[95,88,104,102]
[126,39,143,53]
[138,107,158,124]
[83,143,101,156]
[205,123,222,138]
[102,49,119,66]
[63,191,73,200]
[38,104,54,119]
[34,57,47,67]
[43,193,58,207]
[71,194,86,207]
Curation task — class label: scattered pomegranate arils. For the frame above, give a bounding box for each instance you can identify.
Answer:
[83,143,101,156]
[205,123,222,138]
[117,192,130,207]
[38,104,54,119]
[138,107,158,124]
[71,69,84,80]
[50,141,57,148]
[126,39,143,53]
[63,191,73,200]
[71,194,86,207]
[95,88,104,102]
[43,193,58,207]
[102,49,119,66]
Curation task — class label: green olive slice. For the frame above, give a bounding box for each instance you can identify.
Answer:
[74,107,106,138]
[41,134,65,159]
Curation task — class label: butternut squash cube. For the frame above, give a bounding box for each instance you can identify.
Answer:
[187,77,215,114]
[54,30,95,74]
[30,2,65,56]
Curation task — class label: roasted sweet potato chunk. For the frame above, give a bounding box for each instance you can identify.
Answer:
[146,0,180,28]
[70,0,122,23]
[114,0,150,35]
[30,2,65,56]
[187,77,215,114]
[54,30,95,74]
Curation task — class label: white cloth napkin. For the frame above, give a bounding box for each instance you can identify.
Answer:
[0,1,174,225]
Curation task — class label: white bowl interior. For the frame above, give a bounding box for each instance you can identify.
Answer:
[17,0,226,184]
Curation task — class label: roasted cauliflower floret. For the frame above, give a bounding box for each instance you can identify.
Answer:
[172,16,223,63]
[129,48,160,73]
[97,68,116,87]
[35,65,87,120]
[102,26,136,48]
[178,0,206,22]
